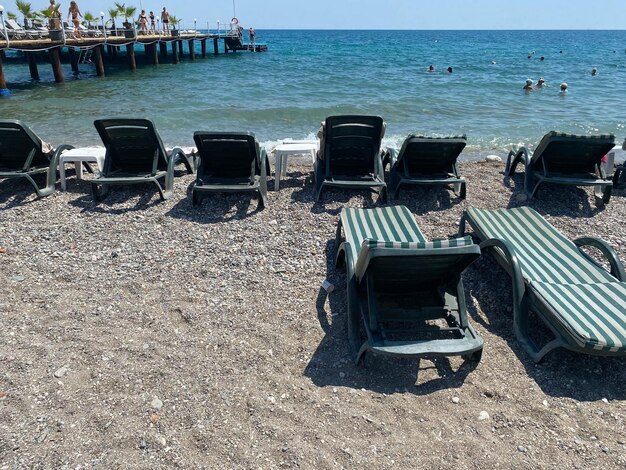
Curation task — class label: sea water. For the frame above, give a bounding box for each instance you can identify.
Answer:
[1,30,625,154]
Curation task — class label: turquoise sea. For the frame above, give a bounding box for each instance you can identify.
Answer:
[1,30,625,153]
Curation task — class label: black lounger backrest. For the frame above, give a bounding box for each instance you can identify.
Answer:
[193,132,260,179]
[323,115,384,176]
[398,135,466,176]
[94,119,168,176]
[0,120,50,171]
[531,132,615,174]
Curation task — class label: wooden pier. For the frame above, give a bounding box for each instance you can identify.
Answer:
[0,32,267,89]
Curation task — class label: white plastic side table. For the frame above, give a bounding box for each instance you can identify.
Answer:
[59,147,106,190]
[274,142,318,191]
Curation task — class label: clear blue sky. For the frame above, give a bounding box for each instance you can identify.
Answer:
[18,0,626,30]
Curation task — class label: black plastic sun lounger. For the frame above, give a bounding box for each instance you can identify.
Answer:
[386,135,467,200]
[0,120,73,197]
[314,115,387,202]
[191,131,269,209]
[92,118,194,201]
[505,131,615,206]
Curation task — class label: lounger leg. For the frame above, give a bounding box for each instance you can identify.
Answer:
[91,182,109,201]
[459,182,467,199]
[346,275,364,364]
[505,149,524,176]
[613,168,624,188]
[594,184,611,206]
[192,189,202,208]
[378,186,387,204]
[258,150,268,209]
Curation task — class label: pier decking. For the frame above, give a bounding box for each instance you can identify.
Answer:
[0,31,267,89]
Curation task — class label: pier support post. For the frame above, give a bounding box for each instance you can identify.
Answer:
[148,43,158,65]
[93,45,105,77]
[213,37,219,55]
[171,40,179,64]
[201,39,207,58]
[26,52,40,81]
[0,53,7,90]
[188,39,195,60]
[159,41,167,60]
[126,43,137,71]
[223,38,228,54]
[177,40,183,57]
[49,47,64,83]
[69,48,79,73]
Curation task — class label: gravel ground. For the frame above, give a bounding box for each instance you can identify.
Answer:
[1,156,626,469]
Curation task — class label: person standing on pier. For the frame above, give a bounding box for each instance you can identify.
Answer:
[149,11,156,34]
[161,7,170,35]
[68,1,82,38]
[138,9,148,35]
[249,27,256,51]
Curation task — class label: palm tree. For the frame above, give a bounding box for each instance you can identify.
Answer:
[15,0,39,28]
[115,2,136,26]
[108,7,119,33]
[83,11,96,28]
[7,12,17,20]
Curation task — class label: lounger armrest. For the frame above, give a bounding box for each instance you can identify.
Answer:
[382,147,397,169]
[574,237,626,281]
[170,146,194,174]
[53,144,75,160]
[479,238,525,303]
[505,146,532,176]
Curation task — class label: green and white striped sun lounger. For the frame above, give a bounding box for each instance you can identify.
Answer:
[460,206,626,362]
[335,205,484,365]
[505,131,615,206]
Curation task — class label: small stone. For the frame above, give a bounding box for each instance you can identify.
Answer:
[53,365,68,378]
[517,445,527,453]
[151,397,163,411]
[12,275,25,282]
[339,372,346,378]
[515,193,528,202]
[485,155,502,163]
[139,438,147,449]
[542,400,548,407]
[451,396,460,404]
[601,398,609,403]
[156,436,166,447]
[602,447,609,453]
[478,411,490,421]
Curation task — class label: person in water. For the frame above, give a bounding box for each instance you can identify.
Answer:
[536,77,545,88]
[447,66,453,73]
[523,79,534,91]
[559,82,568,94]
[428,64,435,72]
[591,67,598,76]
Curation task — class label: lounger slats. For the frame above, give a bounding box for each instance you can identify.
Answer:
[533,282,626,351]
[362,236,473,250]
[467,206,614,284]
[340,206,426,263]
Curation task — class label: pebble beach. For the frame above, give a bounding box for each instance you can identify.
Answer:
[1,157,626,468]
